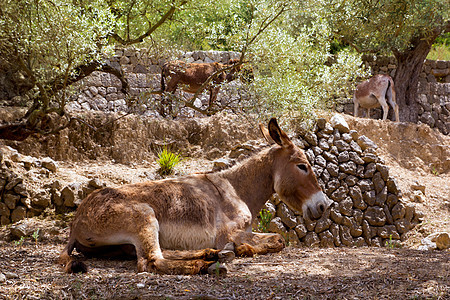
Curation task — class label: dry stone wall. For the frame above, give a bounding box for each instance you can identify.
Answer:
[251,115,422,247]
[0,148,57,225]
[338,56,450,135]
[0,146,109,225]
[1,47,448,132]
[68,49,240,114]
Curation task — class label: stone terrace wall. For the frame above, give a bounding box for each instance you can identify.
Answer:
[71,49,449,134]
[258,116,421,247]
[1,47,448,133]
[338,56,450,135]
[220,115,421,247]
[68,49,240,114]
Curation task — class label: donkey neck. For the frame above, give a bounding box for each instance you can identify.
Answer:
[220,147,276,218]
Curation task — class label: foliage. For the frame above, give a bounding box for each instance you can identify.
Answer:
[149,1,368,123]
[434,32,450,46]
[153,0,253,50]
[157,147,182,176]
[0,0,377,135]
[0,0,115,106]
[427,45,450,61]
[431,166,440,176]
[0,0,188,141]
[245,16,369,122]
[385,234,401,249]
[13,236,26,247]
[308,0,449,122]
[385,235,394,249]
[108,0,188,45]
[257,209,273,233]
[313,0,449,55]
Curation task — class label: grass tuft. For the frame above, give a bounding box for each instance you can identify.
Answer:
[427,45,450,61]
[157,147,182,176]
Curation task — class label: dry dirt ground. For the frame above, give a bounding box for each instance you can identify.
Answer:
[0,115,449,300]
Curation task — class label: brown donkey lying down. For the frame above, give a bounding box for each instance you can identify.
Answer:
[59,118,331,275]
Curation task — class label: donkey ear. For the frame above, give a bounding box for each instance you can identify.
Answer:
[259,123,275,144]
[268,118,293,148]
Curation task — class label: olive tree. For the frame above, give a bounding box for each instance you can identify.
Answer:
[246,15,369,123]
[0,0,187,140]
[148,0,368,123]
[0,0,370,140]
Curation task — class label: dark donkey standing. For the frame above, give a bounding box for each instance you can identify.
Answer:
[159,59,242,116]
[59,118,331,275]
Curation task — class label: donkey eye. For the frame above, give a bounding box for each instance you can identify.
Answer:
[297,164,308,172]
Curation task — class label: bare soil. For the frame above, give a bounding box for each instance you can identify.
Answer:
[0,114,449,300]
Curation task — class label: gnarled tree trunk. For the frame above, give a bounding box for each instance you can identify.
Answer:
[393,22,450,123]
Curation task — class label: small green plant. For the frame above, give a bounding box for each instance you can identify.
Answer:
[32,229,40,246]
[385,234,395,249]
[157,147,182,176]
[214,261,221,278]
[258,209,273,233]
[13,236,25,247]
[431,166,439,176]
[72,278,83,291]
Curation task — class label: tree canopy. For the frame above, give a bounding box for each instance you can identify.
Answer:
[315,0,448,54]
[1,0,447,140]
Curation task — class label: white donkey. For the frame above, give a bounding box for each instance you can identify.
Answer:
[353,74,399,122]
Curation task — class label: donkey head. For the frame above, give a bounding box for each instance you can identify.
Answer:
[261,118,331,220]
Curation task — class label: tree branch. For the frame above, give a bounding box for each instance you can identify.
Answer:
[241,3,290,58]
[47,60,129,98]
[110,1,187,45]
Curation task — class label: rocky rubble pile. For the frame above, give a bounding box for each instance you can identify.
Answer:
[253,115,423,247]
[0,147,57,225]
[0,146,110,225]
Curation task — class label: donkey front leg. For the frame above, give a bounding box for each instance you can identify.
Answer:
[161,249,229,276]
[136,229,216,275]
[231,231,285,257]
[162,248,234,263]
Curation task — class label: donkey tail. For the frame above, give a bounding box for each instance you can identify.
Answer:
[387,76,396,101]
[385,76,397,105]
[58,238,88,274]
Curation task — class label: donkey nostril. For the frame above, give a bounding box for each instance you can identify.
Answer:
[318,203,325,214]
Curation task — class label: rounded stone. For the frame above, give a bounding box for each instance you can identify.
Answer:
[364,207,386,226]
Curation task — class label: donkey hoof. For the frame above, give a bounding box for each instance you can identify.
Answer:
[207,263,227,277]
[223,242,235,251]
[218,249,235,263]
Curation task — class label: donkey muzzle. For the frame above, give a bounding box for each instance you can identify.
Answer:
[303,191,332,221]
